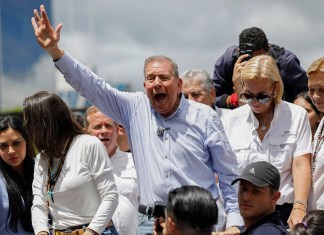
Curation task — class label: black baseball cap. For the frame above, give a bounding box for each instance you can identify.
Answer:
[231,161,280,191]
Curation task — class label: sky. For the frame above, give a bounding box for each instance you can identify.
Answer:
[2,0,324,110]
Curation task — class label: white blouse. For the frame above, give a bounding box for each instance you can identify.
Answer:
[31,134,118,235]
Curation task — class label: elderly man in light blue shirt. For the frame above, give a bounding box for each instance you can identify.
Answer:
[31,5,243,234]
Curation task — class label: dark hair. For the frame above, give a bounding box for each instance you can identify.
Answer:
[23,91,85,158]
[294,92,321,115]
[239,27,269,51]
[0,115,34,232]
[166,185,218,232]
[290,210,324,235]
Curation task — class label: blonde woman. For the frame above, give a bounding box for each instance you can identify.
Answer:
[307,57,324,211]
[223,55,312,228]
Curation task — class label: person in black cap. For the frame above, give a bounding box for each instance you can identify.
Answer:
[231,161,288,235]
[212,27,308,109]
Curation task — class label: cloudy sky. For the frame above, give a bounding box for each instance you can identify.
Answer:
[2,0,324,110]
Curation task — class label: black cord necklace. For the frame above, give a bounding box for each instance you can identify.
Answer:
[46,136,72,205]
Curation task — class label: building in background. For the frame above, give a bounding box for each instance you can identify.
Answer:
[0,0,130,113]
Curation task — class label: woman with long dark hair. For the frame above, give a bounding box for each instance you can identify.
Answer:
[23,91,118,235]
[0,115,35,234]
[290,210,324,235]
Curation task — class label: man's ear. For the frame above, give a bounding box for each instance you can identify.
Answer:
[167,216,176,233]
[272,191,281,203]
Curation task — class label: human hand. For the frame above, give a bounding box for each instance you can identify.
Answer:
[31,5,64,60]
[232,55,249,84]
[153,217,165,235]
[288,208,306,228]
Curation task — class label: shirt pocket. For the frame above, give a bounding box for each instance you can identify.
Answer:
[269,136,295,171]
[233,143,251,174]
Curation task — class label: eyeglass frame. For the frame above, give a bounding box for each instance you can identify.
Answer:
[239,85,277,104]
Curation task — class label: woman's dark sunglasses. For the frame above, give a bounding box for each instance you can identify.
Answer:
[239,91,273,104]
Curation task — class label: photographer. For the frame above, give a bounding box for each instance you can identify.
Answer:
[154,185,218,235]
[213,27,308,109]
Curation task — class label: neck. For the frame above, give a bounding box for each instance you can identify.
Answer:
[108,145,118,158]
[244,210,275,229]
[254,103,275,121]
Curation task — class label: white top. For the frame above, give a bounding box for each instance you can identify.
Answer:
[215,106,231,122]
[309,118,324,210]
[110,149,138,235]
[31,134,118,235]
[223,101,312,205]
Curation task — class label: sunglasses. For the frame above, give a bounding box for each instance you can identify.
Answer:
[239,91,273,104]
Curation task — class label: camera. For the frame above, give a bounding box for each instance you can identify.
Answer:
[153,201,166,218]
[239,43,254,61]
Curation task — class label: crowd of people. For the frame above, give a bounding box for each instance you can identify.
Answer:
[0,4,324,235]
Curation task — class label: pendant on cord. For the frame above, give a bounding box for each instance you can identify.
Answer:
[260,122,267,131]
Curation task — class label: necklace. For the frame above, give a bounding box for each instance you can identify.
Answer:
[46,136,72,205]
[312,122,324,174]
[258,112,273,131]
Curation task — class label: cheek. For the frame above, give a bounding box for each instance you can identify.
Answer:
[308,112,318,126]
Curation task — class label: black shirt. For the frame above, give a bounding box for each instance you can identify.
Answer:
[241,211,288,235]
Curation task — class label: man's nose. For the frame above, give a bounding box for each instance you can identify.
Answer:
[153,77,162,86]
[100,126,109,134]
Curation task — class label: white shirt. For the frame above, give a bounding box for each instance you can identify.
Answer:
[31,134,118,235]
[110,149,138,235]
[223,101,312,205]
[309,118,324,210]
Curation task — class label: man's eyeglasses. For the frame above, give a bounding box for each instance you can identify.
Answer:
[239,91,273,104]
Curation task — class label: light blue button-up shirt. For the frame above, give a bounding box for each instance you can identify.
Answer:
[55,52,243,227]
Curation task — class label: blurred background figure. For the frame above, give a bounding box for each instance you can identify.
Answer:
[0,115,35,234]
[293,92,322,140]
[213,27,308,109]
[181,68,230,120]
[290,210,324,235]
[71,111,86,128]
[85,106,138,235]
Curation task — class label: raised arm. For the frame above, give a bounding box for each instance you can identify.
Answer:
[31,5,64,60]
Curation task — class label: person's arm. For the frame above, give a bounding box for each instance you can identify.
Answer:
[213,47,237,108]
[278,51,308,102]
[288,154,311,228]
[31,5,64,61]
[85,138,119,234]
[31,156,50,235]
[207,114,244,228]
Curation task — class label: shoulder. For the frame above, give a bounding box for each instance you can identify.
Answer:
[186,99,218,117]
[277,101,307,116]
[250,223,287,235]
[222,104,249,123]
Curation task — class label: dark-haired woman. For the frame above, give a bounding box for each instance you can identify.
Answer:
[293,92,322,140]
[23,91,118,235]
[290,210,324,235]
[0,115,35,234]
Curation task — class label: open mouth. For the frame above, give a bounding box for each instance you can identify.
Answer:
[100,138,110,143]
[154,93,166,101]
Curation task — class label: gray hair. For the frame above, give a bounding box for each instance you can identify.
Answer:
[181,69,213,92]
[144,55,179,78]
